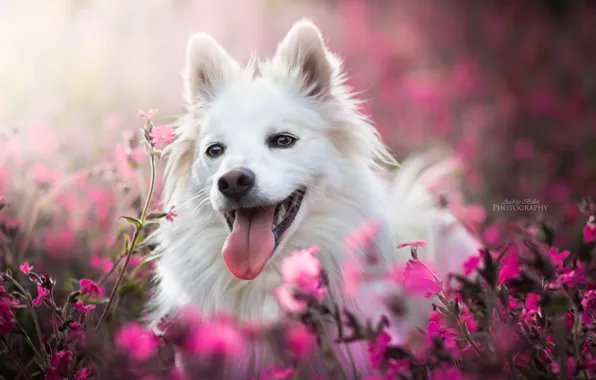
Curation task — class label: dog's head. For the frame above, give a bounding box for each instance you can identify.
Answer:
[164,20,394,281]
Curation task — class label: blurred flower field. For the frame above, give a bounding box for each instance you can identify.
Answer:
[1,0,596,379]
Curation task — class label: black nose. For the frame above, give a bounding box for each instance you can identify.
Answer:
[218,168,256,199]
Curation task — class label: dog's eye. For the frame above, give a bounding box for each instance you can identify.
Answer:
[205,143,225,158]
[268,133,298,149]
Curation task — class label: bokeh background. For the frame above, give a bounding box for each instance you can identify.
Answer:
[1,0,595,290]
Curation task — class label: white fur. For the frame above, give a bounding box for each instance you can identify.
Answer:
[149,19,481,379]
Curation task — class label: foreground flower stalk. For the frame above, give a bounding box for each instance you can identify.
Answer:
[94,118,160,332]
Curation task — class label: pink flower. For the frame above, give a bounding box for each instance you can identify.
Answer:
[340,258,362,298]
[74,367,93,380]
[166,205,178,222]
[508,296,521,310]
[261,364,295,380]
[0,298,16,334]
[483,226,500,244]
[90,256,113,273]
[150,125,176,149]
[280,246,323,297]
[74,301,96,313]
[397,240,427,249]
[33,165,61,184]
[45,367,63,380]
[525,293,541,313]
[79,279,104,298]
[552,357,577,378]
[390,261,442,298]
[460,307,477,332]
[184,317,245,358]
[67,322,85,345]
[19,261,34,275]
[343,219,381,256]
[274,284,306,313]
[550,264,587,289]
[427,320,457,351]
[581,290,596,323]
[32,285,50,307]
[286,323,315,359]
[549,247,569,269]
[462,255,481,276]
[115,323,158,361]
[368,331,391,368]
[50,350,73,369]
[498,253,521,284]
[584,223,596,243]
[137,108,158,120]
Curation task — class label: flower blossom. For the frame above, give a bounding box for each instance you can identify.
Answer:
[79,279,104,298]
[74,301,95,313]
[368,331,391,368]
[32,285,50,307]
[19,261,34,275]
[390,260,442,298]
[137,109,158,120]
[584,222,596,243]
[150,125,176,149]
[166,205,178,222]
[115,323,158,361]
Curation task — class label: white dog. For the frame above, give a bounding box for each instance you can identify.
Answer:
[149,19,481,379]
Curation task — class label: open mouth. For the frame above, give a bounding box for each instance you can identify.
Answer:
[221,188,306,280]
[224,188,306,245]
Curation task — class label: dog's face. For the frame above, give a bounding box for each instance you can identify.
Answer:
[176,21,347,281]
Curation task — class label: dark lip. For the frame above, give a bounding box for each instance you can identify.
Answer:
[223,187,307,249]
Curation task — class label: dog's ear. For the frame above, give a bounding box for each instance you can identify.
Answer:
[184,33,240,104]
[274,19,334,98]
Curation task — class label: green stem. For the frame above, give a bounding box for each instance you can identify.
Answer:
[455,311,483,357]
[9,278,49,368]
[1,335,32,380]
[97,252,125,286]
[95,152,156,331]
[15,323,46,371]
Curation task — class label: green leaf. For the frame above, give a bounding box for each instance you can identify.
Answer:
[437,294,449,306]
[551,294,569,313]
[118,281,143,298]
[147,211,168,220]
[124,234,131,252]
[86,297,110,305]
[126,157,139,169]
[119,216,142,229]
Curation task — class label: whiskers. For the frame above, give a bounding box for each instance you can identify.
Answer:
[171,188,220,222]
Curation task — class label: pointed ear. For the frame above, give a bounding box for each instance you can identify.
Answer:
[274,19,334,98]
[183,33,240,104]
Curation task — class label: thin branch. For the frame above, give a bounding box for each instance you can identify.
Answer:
[1,335,31,380]
[95,139,157,331]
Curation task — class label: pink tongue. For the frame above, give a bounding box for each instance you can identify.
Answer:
[222,207,276,280]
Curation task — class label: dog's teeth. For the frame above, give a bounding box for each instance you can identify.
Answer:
[276,204,287,226]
